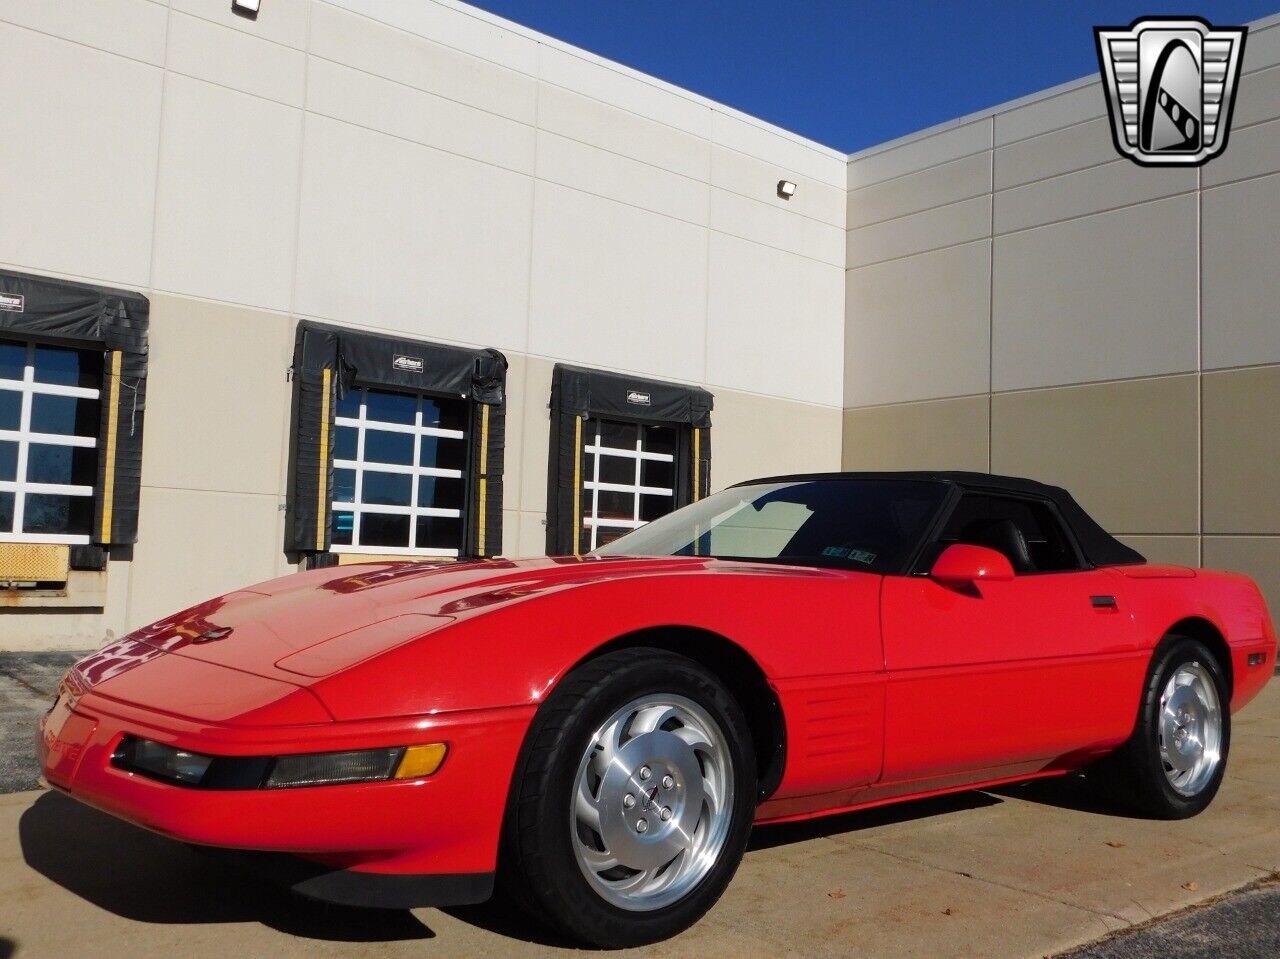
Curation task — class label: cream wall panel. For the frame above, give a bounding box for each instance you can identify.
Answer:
[1228,62,1280,128]
[991,375,1199,535]
[501,509,521,561]
[711,391,841,491]
[1202,366,1280,535]
[712,146,844,227]
[516,510,547,559]
[307,57,535,174]
[1115,536,1200,568]
[710,189,844,265]
[518,357,554,521]
[992,196,1198,391]
[1202,115,1280,188]
[141,295,292,497]
[993,118,1115,190]
[847,119,991,189]
[172,0,309,49]
[151,75,302,311]
[707,234,843,407]
[1203,537,1280,624]
[309,2,538,124]
[0,23,161,287]
[710,111,845,187]
[128,488,284,628]
[537,131,708,224]
[540,45,712,140]
[324,0,539,75]
[847,152,990,229]
[294,115,532,351]
[846,195,989,269]
[167,10,306,106]
[536,84,711,182]
[842,396,990,474]
[1202,174,1280,370]
[993,159,1194,234]
[0,0,166,65]
[1241,20,1280,72]
[993,82,1103,146]
[528,182,707,384]
[845,241,991,407]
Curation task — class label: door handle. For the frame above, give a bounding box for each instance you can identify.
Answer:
[1090,595,1118,609]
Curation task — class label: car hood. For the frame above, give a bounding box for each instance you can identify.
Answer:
[71,554,876,724]
[74,555,740,692]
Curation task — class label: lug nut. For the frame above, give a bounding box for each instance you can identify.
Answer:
[662,775,674,789]
[660,806,672,821]
[636,818,649,833]
[639,766,651,781]
[623,794,635,809]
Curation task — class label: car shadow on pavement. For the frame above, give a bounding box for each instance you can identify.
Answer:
[445,893,582,949]
[748,790,1004,851]
[992,772,1141,818]
[19,791,434,943]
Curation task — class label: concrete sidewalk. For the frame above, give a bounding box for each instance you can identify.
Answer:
[1,684,1277,958]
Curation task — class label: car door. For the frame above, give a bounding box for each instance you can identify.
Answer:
[879,491,1144,784]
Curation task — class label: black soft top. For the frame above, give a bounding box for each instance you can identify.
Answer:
[733,470,1145,568]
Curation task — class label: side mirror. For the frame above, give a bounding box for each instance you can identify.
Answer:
[930,543,1014,585]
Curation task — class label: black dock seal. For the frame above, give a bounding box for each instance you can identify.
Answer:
[0,268,149,546]
[284,320,507,560]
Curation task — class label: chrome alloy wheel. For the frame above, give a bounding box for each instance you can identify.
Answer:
[570,694,734,911]
[1158,661,1223,797]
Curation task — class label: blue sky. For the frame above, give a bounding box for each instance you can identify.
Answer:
[464,1,1278,152]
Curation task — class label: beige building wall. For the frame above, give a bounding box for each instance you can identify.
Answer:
[0,0,845,649]
[843,13,1280,615]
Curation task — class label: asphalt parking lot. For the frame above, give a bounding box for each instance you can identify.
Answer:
[0,653,79,796]
[1,657,1278,958]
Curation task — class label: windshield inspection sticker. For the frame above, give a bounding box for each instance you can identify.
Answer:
[822,546,877,564]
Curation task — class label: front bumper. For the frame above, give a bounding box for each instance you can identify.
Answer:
[38,687,534,905]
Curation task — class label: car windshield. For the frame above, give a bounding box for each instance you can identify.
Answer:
[594,478,948,574]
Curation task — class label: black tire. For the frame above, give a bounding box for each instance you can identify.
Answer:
[500,647,757,948]
[1101,636,1231,819]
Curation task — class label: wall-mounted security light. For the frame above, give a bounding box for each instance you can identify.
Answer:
[777,180,797,200]
[232,0,261,19]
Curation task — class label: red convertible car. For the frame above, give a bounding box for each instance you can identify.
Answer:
[39,472,1275,947]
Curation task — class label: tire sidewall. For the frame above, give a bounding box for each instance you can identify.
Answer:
[511,650,757,947]
[1135,637,1231,817]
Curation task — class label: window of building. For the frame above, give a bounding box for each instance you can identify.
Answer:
[284,322,507,563]
[580,418,677,551]
[0,338,102,544]
[330,386,468,557]
[546,365,712,556]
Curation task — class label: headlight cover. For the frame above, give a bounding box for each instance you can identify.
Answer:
[112,737,213,786]
[111,737,447,790]
[265,747,403,789]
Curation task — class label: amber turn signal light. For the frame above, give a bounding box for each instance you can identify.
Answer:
[394,743,448,779]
